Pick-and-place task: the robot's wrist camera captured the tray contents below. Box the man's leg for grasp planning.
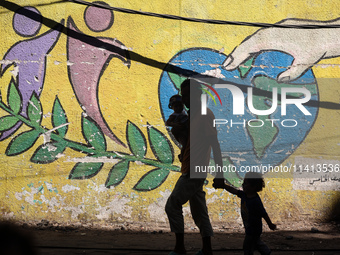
[165,175,206,254]
[189,182,214,255]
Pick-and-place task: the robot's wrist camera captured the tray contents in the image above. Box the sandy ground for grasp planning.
[6,220,339,255]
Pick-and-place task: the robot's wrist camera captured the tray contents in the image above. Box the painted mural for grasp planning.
[0,3,180,191]
[0,0,339,224]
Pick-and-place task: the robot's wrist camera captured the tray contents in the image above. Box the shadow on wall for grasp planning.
[0,221,38,255]
[326,193,340,223]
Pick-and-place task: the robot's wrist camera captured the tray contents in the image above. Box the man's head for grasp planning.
[180,79,202,109]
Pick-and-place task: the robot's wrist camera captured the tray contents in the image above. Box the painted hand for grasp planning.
[223,18,340,82]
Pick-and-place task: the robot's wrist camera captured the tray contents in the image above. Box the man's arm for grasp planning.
[211,136,223,179]
[213,180,239,195]
[207,108,225,186]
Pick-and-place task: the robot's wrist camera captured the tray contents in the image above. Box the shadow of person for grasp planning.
[0,221,37,255]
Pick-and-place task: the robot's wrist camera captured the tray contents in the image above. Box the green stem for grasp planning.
[0,100,181,172]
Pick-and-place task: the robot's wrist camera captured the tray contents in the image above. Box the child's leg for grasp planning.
[243,235,256,255]
[256,238,271,255]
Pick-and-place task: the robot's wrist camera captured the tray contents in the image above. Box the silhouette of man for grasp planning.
[165,79,224,255]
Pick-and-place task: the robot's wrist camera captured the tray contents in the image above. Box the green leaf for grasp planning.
[52,96,68,137]
[31,141,67,164]
[238,57,254,78]
[68,162,103,179]
[0,115,19,131]
[126,121,147,158]
[8,78,22,114]
[105,160,129,188]
[5,129,41,156]
[82,115,106,151]
[133,168,170,191]
[147,124,174,163]
[27,93,42,125]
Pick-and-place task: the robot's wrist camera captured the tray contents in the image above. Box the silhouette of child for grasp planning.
[213,172,276,255]
[166,95,188,162]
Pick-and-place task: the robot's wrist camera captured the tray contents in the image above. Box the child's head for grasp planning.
[168,95,184,113]
[242,172,265,194]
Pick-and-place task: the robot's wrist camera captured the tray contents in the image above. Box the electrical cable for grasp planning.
[68,0,340,29]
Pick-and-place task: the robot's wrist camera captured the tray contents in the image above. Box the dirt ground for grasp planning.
[6,220,339,255]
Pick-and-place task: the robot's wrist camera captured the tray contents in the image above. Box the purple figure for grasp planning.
[67,1,131,147]
[0,6,64,140]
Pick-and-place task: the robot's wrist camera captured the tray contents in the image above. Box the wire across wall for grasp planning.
[68,0,340,29]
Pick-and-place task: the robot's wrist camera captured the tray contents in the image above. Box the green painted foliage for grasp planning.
[0,115,19,131]
[105,160,129,188]
[31,141,67,164]
[27,93,42,125]
[0,76,180,191]
[52,96,68,137]
[82,115,106,151]
[126,121,147,158]
[147,124,174,164]
[133,168,170,191]
[6,129,41,156]
[8,79,21,115]
[69,162,104,179]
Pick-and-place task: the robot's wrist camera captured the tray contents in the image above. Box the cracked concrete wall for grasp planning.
[0,0,339,227]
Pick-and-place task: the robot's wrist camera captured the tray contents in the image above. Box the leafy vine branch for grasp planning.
[0,78,180,191]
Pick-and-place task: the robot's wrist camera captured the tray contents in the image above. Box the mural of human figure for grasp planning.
[67,1,131,147]
[0,6,64,141]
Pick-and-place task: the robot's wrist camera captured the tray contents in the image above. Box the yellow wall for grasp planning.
[0,0,339,226]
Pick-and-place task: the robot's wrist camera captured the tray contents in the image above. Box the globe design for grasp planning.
[158,48,318,183]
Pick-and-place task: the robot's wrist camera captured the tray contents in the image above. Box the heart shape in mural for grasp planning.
[158,48,318,184]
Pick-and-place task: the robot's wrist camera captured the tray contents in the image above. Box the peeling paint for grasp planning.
[95,197,133,220]
[147,190,171,222]
[62,184,80,193]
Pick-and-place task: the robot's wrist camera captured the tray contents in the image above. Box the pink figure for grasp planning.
[67,1,131,147]
[0,6,63,140]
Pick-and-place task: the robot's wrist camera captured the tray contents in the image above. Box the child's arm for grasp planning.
[166,115,185,128]
[213,181,239,195]
[223,183,239,195]
[263,214,277,230]
[165,115,176,126]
